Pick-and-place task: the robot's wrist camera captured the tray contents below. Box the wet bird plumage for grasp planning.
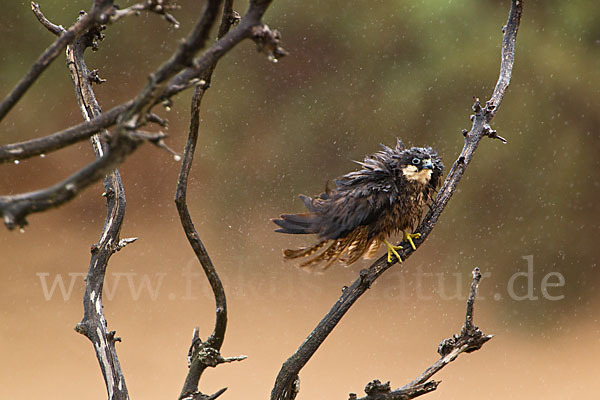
[273,139,443,268]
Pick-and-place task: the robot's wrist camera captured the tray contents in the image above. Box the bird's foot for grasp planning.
[403,231,421,251]
[383,239,403,263]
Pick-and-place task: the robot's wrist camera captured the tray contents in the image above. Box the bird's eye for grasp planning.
[412,158,421,165]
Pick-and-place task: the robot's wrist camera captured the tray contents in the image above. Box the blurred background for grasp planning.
[1,0,598,398]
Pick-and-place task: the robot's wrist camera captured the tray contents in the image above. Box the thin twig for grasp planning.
[270,1,523,399]
[402,269,492,391]
[31,2,66,35]
[108,0,181,27]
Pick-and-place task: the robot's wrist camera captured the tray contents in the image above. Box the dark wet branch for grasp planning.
[0,1,114,122]
[121,0,223,123]
[349,269,491,400]
[349,380,439,400]
[176,83,230,400]
[0,102,130,164]
[161,5,285,100]
[270,1,523,399]
[58,11,132,400]
[0,129,162,230]
[175,3,246,399]
[217,0,238,40]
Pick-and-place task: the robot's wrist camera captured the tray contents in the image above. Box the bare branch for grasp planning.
[0,0,284,230]
[487,0,524,121]
[60,12,130,399]
[0,0,284,166]
[349,380,439,400]
[0,102,130,164]
[402,268,492,393]
[175,3,250,397]
[174,69,228,400]
[0,130,161,230]
[217,0,239,40]
[161,0,284,100]
[121,0,223,125]
[180,387,228,400]
[108,0,181,27]
[270,1,523,399]
[0,1,114,122]
[349,269,492,400]
[116,237,138,250]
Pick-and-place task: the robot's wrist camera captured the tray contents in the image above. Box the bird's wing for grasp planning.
[273,169,395,239]
[274,149,398,239]
[315,167,396,240]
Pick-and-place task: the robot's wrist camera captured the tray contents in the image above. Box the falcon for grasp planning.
[273,139,443,268]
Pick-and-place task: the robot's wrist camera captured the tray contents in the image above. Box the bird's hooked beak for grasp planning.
[422,159,434,170]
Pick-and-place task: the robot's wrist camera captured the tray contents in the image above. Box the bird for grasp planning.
[272,139,443,269]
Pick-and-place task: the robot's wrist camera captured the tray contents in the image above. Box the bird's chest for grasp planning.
[385,183,428,232]
[398,181,427,206]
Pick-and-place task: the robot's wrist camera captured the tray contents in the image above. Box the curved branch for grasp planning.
[270,1,523,399]
[175,3,243,398]
[0,1,114,123]
[176,84,229,400]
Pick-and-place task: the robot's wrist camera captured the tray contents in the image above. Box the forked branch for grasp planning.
[271,1,523,399]
[0,1,115,122]
[348,268,492,400]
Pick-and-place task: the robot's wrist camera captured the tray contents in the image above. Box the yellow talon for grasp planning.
[403,231,421,251]
[384,239,403,263]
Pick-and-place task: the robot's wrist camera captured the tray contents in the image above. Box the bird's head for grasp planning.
[393,146,443,186]
[344,139,444,190]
